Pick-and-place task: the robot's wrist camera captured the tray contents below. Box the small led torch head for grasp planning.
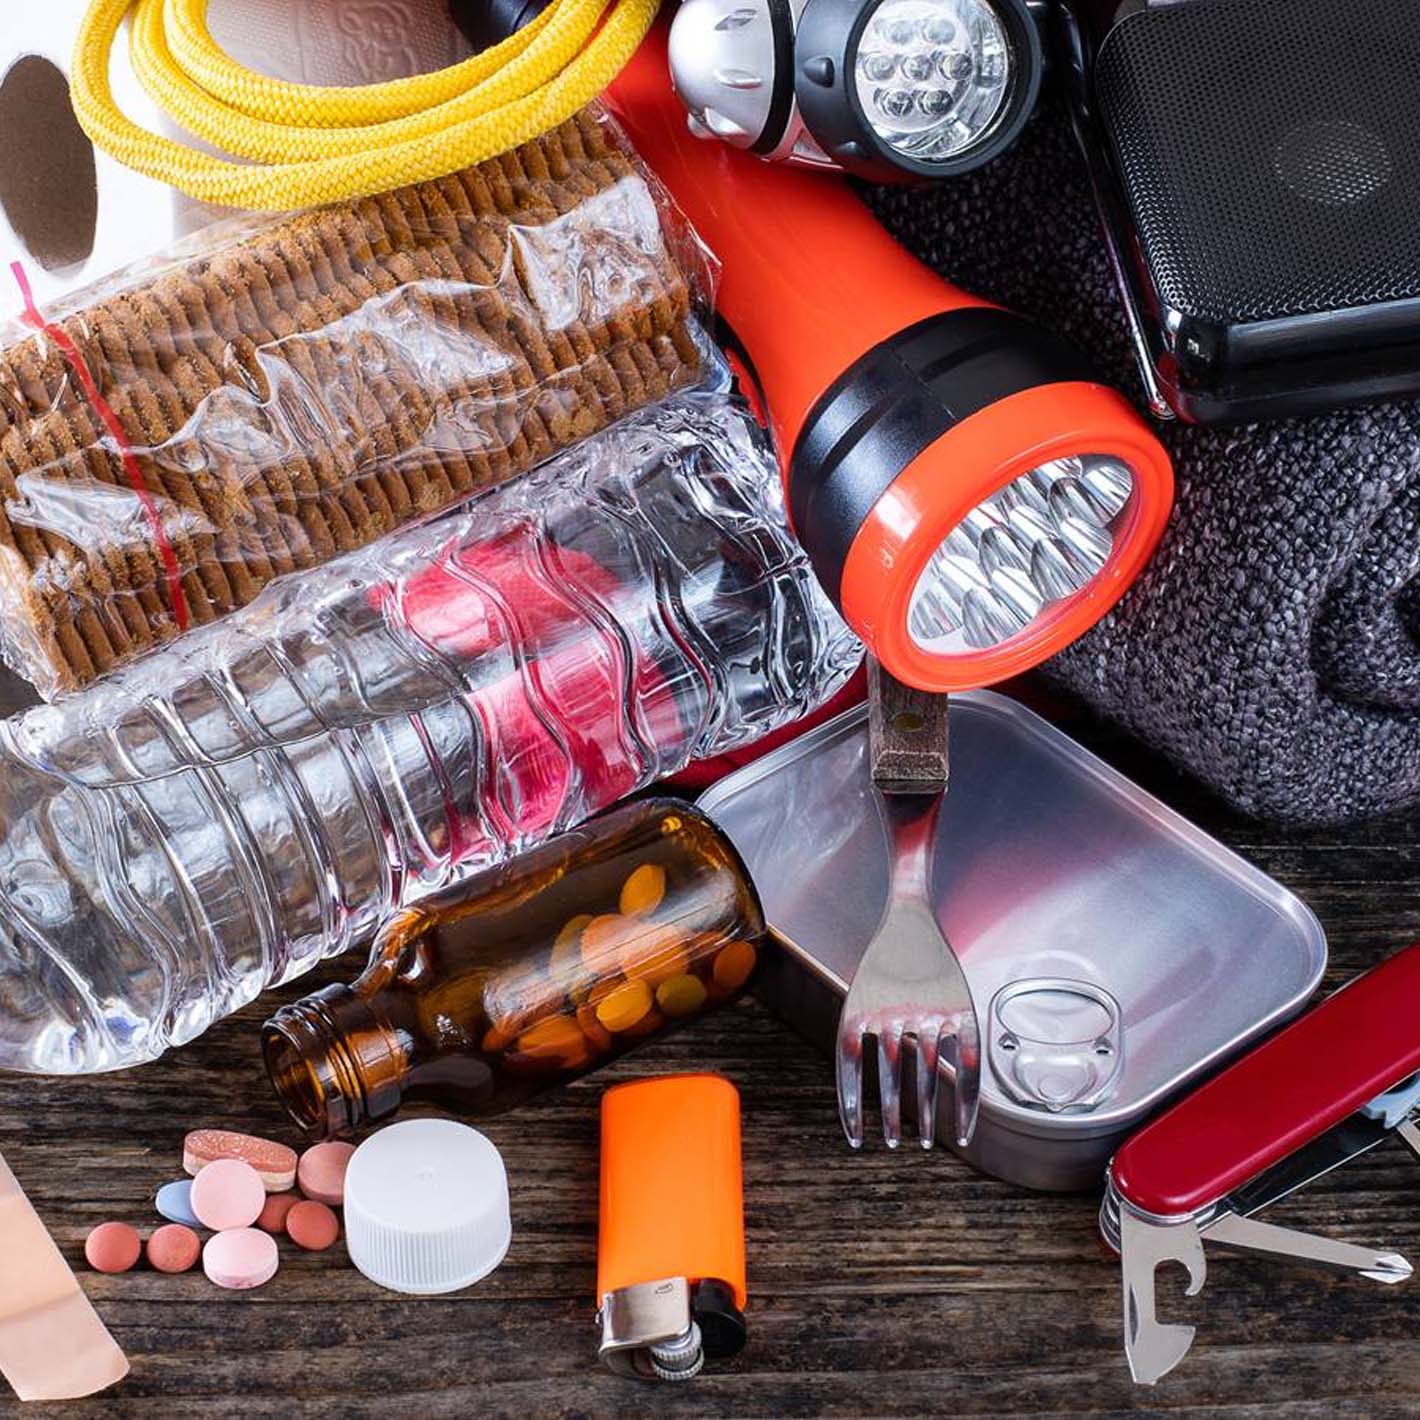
[669,0,1044,179]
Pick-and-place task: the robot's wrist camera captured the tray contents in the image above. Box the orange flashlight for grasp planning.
[607,25,1174,692]
[597,1075,746,1380]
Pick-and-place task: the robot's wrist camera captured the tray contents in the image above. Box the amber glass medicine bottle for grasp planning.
[263,799,765,1137]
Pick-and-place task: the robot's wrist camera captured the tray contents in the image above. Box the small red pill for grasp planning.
[256,1192,299,1235]
[85,1221,141,1274]
[286,1200,340,1252]
[147,1224,200,1274]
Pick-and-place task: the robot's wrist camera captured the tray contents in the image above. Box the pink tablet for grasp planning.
[202,1229,279,1290]
[189,1159,265,1231]
[297,1142,356,1206]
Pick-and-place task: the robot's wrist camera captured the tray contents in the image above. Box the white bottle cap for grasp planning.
[343,1119,511,1295]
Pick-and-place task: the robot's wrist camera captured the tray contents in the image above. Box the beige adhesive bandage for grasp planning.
[0,1155,128,1401]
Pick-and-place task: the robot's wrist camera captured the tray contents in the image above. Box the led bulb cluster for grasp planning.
[852,0,1011,162]
[908,455,1136,653]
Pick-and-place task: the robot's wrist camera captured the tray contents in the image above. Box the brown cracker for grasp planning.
[0,117,701,692]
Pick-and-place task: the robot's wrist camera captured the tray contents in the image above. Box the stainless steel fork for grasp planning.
[836,663,981,1150]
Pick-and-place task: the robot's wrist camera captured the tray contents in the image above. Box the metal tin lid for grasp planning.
[988,978,1124,1114]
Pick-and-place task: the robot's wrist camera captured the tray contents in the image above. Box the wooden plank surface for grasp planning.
[1,683,1419,1419]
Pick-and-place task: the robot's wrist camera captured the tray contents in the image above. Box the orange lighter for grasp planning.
[596,1075,747,1380]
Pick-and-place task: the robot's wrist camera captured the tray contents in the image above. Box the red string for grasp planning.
[9,261,191,633]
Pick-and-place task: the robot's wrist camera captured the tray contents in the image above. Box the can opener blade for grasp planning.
[1119,1206,1205,1385]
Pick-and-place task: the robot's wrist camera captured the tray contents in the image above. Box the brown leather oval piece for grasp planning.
[0,55,98,272]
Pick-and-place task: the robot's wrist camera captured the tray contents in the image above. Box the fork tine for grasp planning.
[836,1022,866,1149]
[877,1027,904,1149]
[915,1030,940,1151]
[946,1012,982,1148]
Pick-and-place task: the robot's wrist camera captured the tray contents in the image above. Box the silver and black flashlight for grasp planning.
[668,0,1044,180]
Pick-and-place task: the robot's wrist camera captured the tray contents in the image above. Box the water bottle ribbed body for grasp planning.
[0,397,860,1073]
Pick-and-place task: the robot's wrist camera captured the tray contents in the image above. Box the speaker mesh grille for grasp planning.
[1096,0,1420,324]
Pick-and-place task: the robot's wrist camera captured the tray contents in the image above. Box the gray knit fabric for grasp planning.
[865,97,1420,826]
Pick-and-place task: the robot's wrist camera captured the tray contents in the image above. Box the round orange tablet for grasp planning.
[595,978,653,1034]
[619,863,666,917]
[515,1014,588,1065]
[579,913,631,968]
[585,977,621,1008]
[555,912,592,949]
[713,940,758,991]
[656,973,708,1017]
[575,1002,614,1051]
[620,925,689,987]
[618,1006,666,1040]
[551,913,593,978]
[481,1022,516,1054]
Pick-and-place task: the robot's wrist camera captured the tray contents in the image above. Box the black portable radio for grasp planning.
[1059,0,1420,425]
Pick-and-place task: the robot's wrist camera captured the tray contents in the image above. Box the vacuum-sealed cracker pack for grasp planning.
[0,106,712,698]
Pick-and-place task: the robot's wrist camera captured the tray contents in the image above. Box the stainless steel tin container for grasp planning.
[700,694,1328,1191]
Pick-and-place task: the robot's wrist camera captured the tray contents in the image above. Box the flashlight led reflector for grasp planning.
[853,0,1012,163]
[907,455,1135,654]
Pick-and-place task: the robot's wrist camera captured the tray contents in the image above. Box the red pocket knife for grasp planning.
[1103,945,1420,1384]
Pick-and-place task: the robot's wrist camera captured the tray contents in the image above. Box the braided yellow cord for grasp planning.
[70,0,660,211]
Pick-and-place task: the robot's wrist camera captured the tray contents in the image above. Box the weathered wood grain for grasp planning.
[2,679,1419,1419]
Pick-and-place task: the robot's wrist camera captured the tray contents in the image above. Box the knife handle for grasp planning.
[1112,945,1420,1218]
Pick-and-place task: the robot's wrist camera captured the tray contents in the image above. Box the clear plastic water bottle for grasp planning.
[0,395,860,1073]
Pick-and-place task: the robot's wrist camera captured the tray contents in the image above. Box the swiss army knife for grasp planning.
[1102,944,1420,1384]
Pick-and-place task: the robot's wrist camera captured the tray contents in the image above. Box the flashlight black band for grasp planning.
[788,306,1095,605]
[750,0,799,155]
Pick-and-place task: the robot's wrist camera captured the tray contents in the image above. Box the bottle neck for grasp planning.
[262,984,407,1138]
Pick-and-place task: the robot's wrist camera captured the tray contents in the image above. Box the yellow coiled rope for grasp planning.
[70,0,660,211]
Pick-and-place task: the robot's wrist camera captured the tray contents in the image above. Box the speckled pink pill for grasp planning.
[189,1159,265,1231]
[202,1228,279,1291]
[297,1141,356,1205]
[183,1129,297,1192]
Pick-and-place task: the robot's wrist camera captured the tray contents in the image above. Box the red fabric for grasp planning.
[379,518,868,840]
[380,529,681,862]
